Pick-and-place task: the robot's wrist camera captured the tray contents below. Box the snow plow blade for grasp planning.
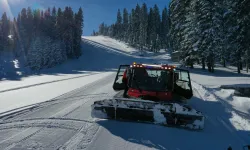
[91,98,204,130]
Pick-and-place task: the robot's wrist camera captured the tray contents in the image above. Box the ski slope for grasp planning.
[0,36,249,150]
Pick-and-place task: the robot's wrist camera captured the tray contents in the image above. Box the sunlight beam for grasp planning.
[1,0,14,19]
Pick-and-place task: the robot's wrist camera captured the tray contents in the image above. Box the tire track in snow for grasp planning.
[58,123,100,150]
[0,73,116,150]
[0,72,101,94]
[0,73,115,122]
[0,118,95,126]
[192,83,218,127]
[192,81,248,146]
[2,98,89,150]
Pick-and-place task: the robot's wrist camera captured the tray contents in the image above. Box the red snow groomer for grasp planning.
[92,63,204,130]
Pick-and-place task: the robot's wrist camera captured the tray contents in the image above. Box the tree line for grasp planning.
[170,0,250,73]
[96,1,250,73]
[94,3,170,53]
[0,6,83,70]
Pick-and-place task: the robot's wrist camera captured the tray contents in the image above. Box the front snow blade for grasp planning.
[91,98,204,130]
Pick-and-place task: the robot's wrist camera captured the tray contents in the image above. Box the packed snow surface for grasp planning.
[0,72,112,114]
[0,36,249,150]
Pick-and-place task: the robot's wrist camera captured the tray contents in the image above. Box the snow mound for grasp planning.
[153,104,167,124]
[230,111,250,131]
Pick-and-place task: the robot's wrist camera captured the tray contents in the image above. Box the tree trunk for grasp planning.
[247,61,249,73]
[207,62,211,72]
[202,58,205,70]
[211,60,215,73]
[238,62,241,74]
[240,62,243,70]
[197,58,200,64]
[223,59,226,67]
[190,60,194,69]
[246,52,249,73]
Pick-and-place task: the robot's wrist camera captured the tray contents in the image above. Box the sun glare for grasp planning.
[5,0,25,5]
[1,0,14,18]
[0,0,21,47]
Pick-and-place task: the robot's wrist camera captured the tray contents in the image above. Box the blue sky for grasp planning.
[0,0,170,35]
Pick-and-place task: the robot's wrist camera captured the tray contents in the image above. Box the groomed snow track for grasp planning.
[0,38,249,150]
[0,73,116,150]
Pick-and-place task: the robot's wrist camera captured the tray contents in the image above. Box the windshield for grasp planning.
[130,68,171,92]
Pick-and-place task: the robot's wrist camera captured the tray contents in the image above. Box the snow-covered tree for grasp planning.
[63,7,74,58]
[0,21,3,50]
[161,7,170,49]
[233,0,250,73]
[116,9,122,40]
[1,12,10,50]
[134,4,141,46]
[97,4,170,53]
[1,6,84,70]
[147,8,154,50]
[27,37,43,70]
[129,9,136,45]
[139,3,148,51]
[122,8,129,42]
[74,7,83,58]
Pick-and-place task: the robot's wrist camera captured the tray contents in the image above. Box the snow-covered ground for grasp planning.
[190,64,250,86]
[0,36,249,150]
[83,36,171,63]
[0,72,112,114]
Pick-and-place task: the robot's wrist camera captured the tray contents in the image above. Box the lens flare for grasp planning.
[1,0,14,18]
[0,0,22,49]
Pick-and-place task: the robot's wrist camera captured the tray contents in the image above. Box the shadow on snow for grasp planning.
[188,67,250,78]
[96,95,250,150]
[0,39,166,81]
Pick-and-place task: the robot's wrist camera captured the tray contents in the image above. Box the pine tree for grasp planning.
[152,4,161,52]
[134,4,141,46]
[19,8,28,55]
[220,0,235,68]
[109,24,115,37]
[122,8,129,42]
[1,12,9,50]
[0,6,84,71]
[130,9,136,45]
[0,21,3,50]
[161,7,169,49]
[50,6,57,39]
[139,3,148,51]
[234,0,250,73]
[169,0,187,55]
[179,0,200,68]
[197,0,215,72]
[53,40,67,65]
[116,9,122,40]
[99,22,105,35]
[63,6,74,58]
[33,9,41,36]
[170,0,207,69]
[27,37,43,70]
[26,7,33,52]
[56,8,63,40]
[74,7,83,58]
[147,8,154,50]
[92,30,97,36]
